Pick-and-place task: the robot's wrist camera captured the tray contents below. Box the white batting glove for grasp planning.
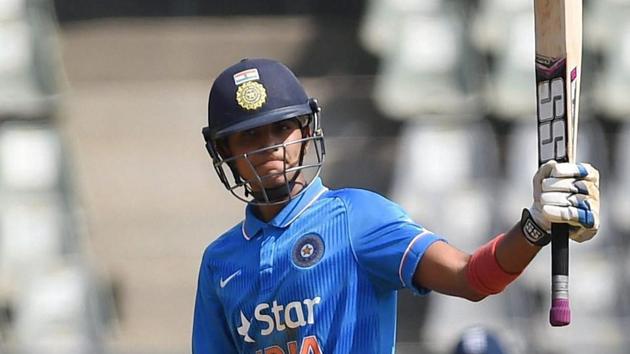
[528,160,600,243]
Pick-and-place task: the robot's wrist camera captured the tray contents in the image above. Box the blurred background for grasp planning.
[0,0,629,353]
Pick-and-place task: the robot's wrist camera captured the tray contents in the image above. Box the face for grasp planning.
[224,119,307,191]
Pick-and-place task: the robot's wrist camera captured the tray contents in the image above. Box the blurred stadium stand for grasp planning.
[0,0,117,353]
[361,0,630,353]
[1,0,625,353]
[363,0,483,119]
[0,0,62,119]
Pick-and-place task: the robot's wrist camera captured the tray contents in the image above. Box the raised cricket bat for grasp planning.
[534,0,582,326]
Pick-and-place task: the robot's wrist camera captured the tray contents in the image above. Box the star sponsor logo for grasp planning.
[236,296,321,344]
[292,234,324,268]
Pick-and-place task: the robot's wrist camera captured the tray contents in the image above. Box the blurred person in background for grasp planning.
[192,58,601,353]
[451,326,507,354]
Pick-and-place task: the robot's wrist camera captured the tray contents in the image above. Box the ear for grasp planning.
[299,126,311,154]
[301,124,313,137]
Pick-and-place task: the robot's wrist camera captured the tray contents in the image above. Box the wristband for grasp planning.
[520,208,551,246]
[466,234,521,295]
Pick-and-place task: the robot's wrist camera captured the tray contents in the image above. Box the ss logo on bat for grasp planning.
[537,77,567,163]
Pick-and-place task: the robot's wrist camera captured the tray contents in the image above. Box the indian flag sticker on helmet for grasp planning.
[233,68,260,85]
[236,81,267,111]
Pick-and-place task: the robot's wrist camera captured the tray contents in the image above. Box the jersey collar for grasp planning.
[242,177,328,240]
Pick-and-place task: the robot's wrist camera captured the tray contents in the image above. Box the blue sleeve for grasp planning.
[192,249,239,354]
[341,190,445,295]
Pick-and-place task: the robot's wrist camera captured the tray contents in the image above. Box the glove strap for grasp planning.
[521,208,552,246]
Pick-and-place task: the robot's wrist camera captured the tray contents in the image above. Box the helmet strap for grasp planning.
[251,182,292,203]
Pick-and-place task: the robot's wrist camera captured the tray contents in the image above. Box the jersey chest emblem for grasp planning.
[292,233,325,268]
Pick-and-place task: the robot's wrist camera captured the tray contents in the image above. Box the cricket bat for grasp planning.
[534,0,582,326]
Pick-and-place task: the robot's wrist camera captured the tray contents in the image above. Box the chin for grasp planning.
[262,175,290,189]
[250,172,297,190]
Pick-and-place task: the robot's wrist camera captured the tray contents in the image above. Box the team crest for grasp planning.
[292,234,325,268]
[236,81,267,111]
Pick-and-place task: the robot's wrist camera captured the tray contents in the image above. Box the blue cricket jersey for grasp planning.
[193,178,445,353]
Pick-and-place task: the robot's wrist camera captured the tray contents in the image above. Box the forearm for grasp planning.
[494,222,542,274]
[415,223,544,301]
[463,223,540,299]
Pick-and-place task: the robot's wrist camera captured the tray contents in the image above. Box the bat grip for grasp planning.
[550,222,570,326]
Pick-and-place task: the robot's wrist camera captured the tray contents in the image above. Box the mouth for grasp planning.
[255,159,284,168]
[252,160,290,178]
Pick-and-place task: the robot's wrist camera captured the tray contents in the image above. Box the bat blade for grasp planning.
[534,0,582,327]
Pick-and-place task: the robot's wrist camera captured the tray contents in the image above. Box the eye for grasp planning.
[243,128,257,137]
[274,121,297,133]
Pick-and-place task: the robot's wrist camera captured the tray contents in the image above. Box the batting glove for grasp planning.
[526,160,600,243]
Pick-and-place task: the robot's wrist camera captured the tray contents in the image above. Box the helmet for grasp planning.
[202,58,325,204]
[452,326,507,354]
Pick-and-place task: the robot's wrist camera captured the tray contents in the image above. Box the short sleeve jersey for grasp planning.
[192,177,445,354]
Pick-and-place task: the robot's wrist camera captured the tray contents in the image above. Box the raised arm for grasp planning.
[413,222,539,301]
[413,161,600,301]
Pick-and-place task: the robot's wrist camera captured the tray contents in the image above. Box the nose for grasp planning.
[257,126,282,150]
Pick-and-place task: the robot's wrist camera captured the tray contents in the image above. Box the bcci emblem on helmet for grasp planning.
[292,234,325,268]
[236,81,267,110]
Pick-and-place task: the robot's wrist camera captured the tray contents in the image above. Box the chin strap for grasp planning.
[251,180,295,203]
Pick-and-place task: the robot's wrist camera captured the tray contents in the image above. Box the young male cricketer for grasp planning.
[193,58,600,354]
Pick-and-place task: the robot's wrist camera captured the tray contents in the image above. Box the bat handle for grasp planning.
[550,223,570,326]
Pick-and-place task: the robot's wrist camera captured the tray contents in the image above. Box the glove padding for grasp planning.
[529,160,600,242]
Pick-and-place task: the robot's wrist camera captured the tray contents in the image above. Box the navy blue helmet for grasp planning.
[452,326,508,354]
[202,58,325,204]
